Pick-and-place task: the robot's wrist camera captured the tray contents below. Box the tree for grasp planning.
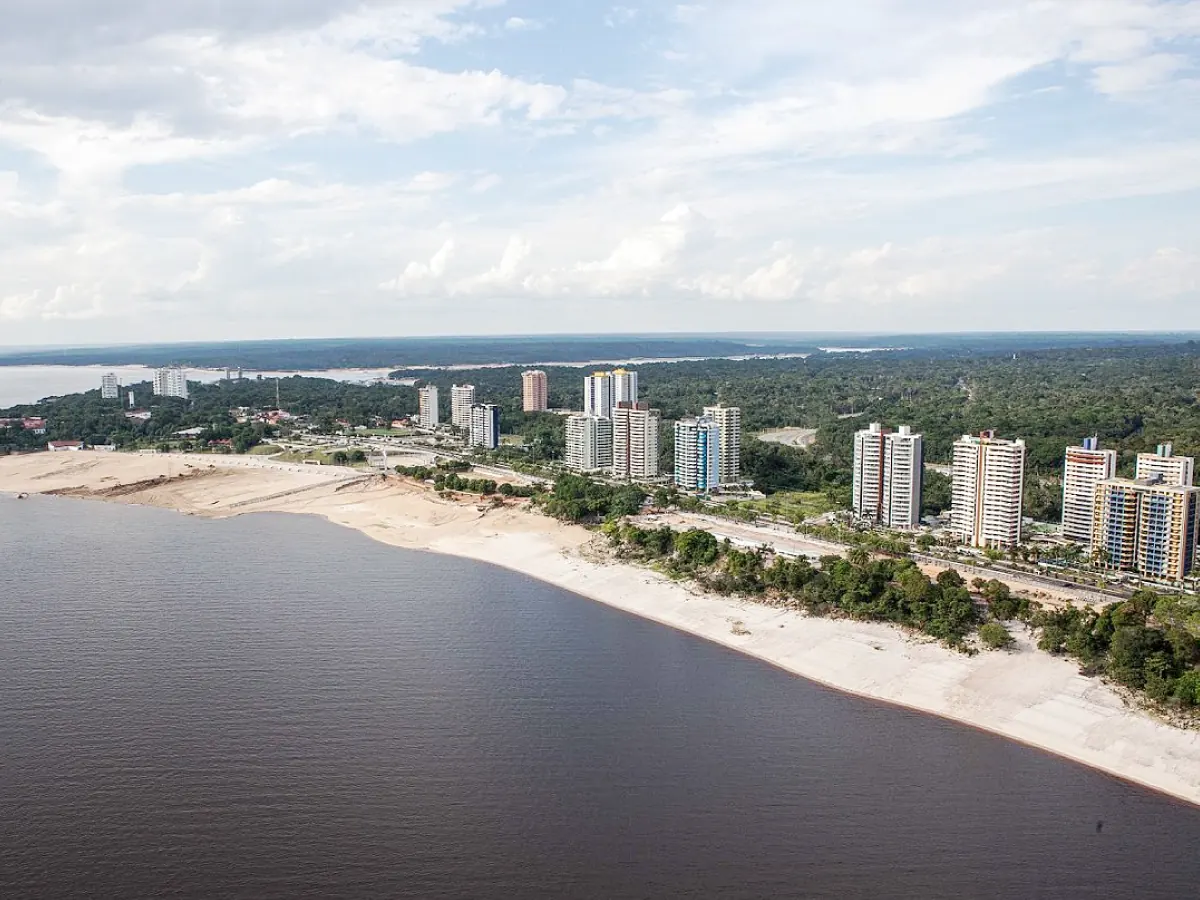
[331,451,349,465]
[979,622,1015,650]
[673,529,719,568]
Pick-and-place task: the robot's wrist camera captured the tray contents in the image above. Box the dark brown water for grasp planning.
[2,496,1199,899]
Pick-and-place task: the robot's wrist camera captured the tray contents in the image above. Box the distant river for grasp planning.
[0,366,398,407]
[3,497,1199,899]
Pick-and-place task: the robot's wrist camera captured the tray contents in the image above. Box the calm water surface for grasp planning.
[2,497,1199,899]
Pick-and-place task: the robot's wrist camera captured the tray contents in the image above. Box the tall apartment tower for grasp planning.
[1093,478,1200,581]
[1061,437,1117,543]
[451,384,477,429]
[418,385,440,430]
[100,373,120,400]
[152,367,189,399]
[612,402,661,481]
[1135,442,1194,487]
[584,372,614,419]
[522,370,549,412]
[674,416,721,492]
[469,404,501,450]
[852,423,924,528]
[611,369,638,407]
[565,415,613,473]
[703,404,742,485]
[951,431,1027,548]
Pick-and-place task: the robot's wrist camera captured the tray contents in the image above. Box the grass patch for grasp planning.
[724,491,839,524]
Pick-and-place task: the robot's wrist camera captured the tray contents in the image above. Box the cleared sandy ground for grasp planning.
[3,450,1200,807]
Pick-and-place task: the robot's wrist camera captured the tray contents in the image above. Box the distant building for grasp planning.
[451,384,477,429]
[1135,442,1194,487]
[1093,478,1200,581]
[674,415,720,492]
[152,367,189,399]
[565,415,613,473]
[522,370,549,412]
[22,417,47,434]
[703,404,743,485]
[852,423,923,528]
[612,402,661,481]
[611,369,638,407]
[951,431,1026,548]
[418,385,440,430]
[47,440,84,452]
[584,372,613,419]
[469,404,501,450]
[1061,437,1117,543]
[100,373,120,400]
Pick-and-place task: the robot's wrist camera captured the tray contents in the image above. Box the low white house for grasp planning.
[47,440,84,452]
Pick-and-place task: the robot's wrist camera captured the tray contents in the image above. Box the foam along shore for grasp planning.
[4,451,1200,807]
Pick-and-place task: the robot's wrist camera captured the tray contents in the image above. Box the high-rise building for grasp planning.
[100,373,120,400]
[703,404,742,485]
[565,415,613,473]
[611,369,638,407]
[852,423,923,528]
[451,384,476,429]
[469,404,501,450]
[1135,442,1194,487]
[584,372,613,419]
[674,416,721,492]
[418,385,440,430]
[612,402,661,481]
[1061,437,1117,543]
[522,370,549,412]
[951,431,1027,548]
[1093,478,1200,581]
[152,367,189,399]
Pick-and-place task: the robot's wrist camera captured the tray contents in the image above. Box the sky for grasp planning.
[1,0,1199,346]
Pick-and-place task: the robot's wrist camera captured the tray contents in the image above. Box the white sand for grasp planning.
[4,451,1200,807]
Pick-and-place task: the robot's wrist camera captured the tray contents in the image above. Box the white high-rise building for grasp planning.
[1061,437,1117,543]
[565,415,613,473]
[584,372,613,419]
[674,416,721,492]
[611,369,638,407]
[1135,442,1194,487]
[612,402,661,481]
[152,367,189,399]
[703,404,742,485]
[852,423,923,528]
[451,384,476,429]
[522,371,548,412]
[418,385,440,430]
[469,404,500,450]
[951,431,1027,548]
[100,373,120,400]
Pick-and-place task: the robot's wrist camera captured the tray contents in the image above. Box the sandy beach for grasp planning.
[4,450,1200,807]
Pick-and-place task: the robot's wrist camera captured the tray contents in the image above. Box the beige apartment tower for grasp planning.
[1093,478,1200,581]
[565,415,613,473]
[1135,443,1194,487]
[418,385,440,430]
[852,423,923,528]
[612,402,661,481]
[951,431,1027,548]
[1061,437,1117,544]
[522,370,549,412]
[451,384,477,429]
[703,404,742,485]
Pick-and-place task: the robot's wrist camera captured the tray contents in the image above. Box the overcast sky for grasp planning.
[1,0,1198,346]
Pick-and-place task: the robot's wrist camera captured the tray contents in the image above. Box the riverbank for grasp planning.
[3,451,1200,807]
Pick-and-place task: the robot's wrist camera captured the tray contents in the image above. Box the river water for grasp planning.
[2,497,1199,899]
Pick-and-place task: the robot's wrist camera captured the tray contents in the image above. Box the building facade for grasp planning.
[469,404,501,450]
[451,384,477,429]
[612,402,661,481]
[611,369,638,407]
[951,431,1027,548]
[100,373,120,400]
[852,423,923,528]
[702,404,742,485]
[1135,443,1194,487]
[418,385,440,430]
[565,415,613,473]
[152,367,189,399]
[522,370,549,412]
[1093,479,1200,581]
[674,416,720,492]
[1061,437,1117,543]
[584,372,613,419]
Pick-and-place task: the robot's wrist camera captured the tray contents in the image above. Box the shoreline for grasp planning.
[4,451,1200,809]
